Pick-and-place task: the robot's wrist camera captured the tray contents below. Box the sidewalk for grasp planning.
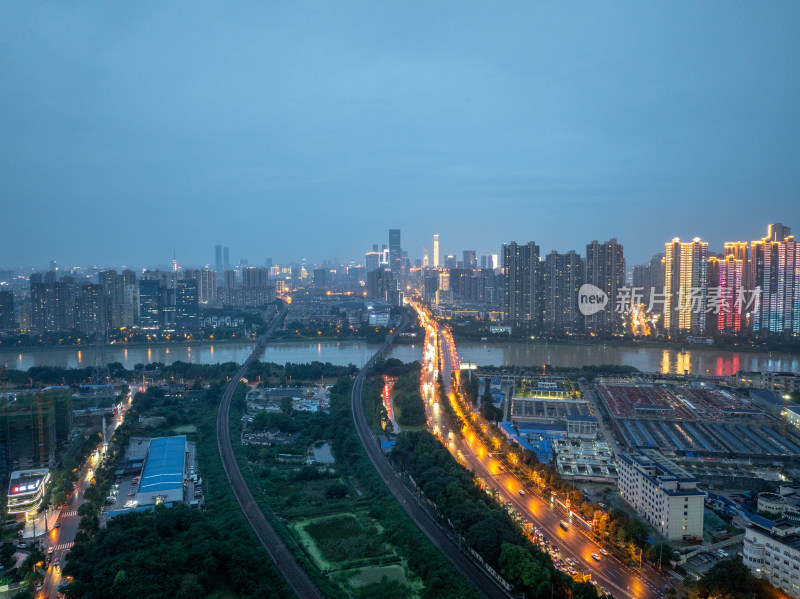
[20,506,62,540]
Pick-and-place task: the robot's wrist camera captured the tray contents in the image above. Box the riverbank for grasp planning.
[452,333,799,355]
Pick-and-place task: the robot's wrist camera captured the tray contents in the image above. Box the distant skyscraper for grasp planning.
[543,250,584,334]
[751,223,800,336]
[433,234,440,268]
[463,250,477,270]
[422,247,429,268]
[0,290,15,332]
[176,279,199,331]
[389,229,401,275]
[313,267,328,289]
[584,238,625,335]
[183,269,216,304]
[215,245,223,278]
[223,247,230,271]
[241,267,269,289]
[664,237,708,334]
[138,279,161,328]
[365,248,381,273]
[76,284,108,335]
[503,241,543,330]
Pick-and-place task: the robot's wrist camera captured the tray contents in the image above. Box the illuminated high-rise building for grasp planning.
[432,234,440,268]
[708,255,744,334]
[664,238,708,334]
[750,223,800,336]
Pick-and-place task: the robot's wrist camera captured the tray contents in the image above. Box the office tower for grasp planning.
[76,284,108,335]
[463,250,477,270]
[444,255,457,269]
[0,291,15,332]
[584,238,625,335]
[241,267,269,289]
[503,241,543,330]
[751,223,800,336]
[664,238,708,334]
[422,248,429,268]
[389,229,401,275]
[542,250,584,334]
[491,254,499,270]
[223,247,230,271]
[176,280,199,331]
[365,248,381,273]
[708,255,744,334]
[433,234,440,268]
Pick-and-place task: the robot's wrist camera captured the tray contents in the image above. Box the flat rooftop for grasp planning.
[138,436,186,495]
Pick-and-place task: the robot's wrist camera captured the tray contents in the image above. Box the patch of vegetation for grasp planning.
[304,515,389,563]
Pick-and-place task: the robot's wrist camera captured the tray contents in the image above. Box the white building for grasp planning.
[6,469,50,516]
[743,518,800,598]
[617,449,705,540]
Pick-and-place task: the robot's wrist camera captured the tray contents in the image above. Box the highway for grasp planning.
[416,304,668,599]
[350,315,510,599]
[216,303,326,599]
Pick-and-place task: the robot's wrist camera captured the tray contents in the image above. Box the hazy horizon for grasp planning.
[2,3,798,268]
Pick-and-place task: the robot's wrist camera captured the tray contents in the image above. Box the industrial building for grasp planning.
[617,449,705,540]
[596,382,800,462]
[135,436,188,506]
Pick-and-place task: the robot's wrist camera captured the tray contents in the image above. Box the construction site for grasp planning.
[0,387,73,481]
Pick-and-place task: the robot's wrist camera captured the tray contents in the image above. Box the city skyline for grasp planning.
[1,4,799,267]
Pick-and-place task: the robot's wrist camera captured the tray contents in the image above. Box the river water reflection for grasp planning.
[0,340,795,376]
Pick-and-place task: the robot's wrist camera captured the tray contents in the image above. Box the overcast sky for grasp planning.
[2,3,799,270]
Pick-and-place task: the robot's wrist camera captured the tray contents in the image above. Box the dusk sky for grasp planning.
[2,3,799,270]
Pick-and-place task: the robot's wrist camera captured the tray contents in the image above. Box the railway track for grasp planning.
[217,303,325,599]
[350,316,509,599]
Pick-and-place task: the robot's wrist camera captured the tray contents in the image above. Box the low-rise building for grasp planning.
[617,449,705,540]
[736,371,800,396]
[743,518,800,598]
[6,469,49,516]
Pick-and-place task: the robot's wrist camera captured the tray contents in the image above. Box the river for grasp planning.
[0,339,796,376]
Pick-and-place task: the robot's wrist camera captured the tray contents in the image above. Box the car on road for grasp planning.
[592,553,601,561]
[54,521,61,528]
[53,557,60,568]
[560,520,569,530]
[599,548,608,556]
[518,489,525,496]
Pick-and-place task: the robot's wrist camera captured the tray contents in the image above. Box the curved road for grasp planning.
[217,303,326,599]
[350,317,510,599]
